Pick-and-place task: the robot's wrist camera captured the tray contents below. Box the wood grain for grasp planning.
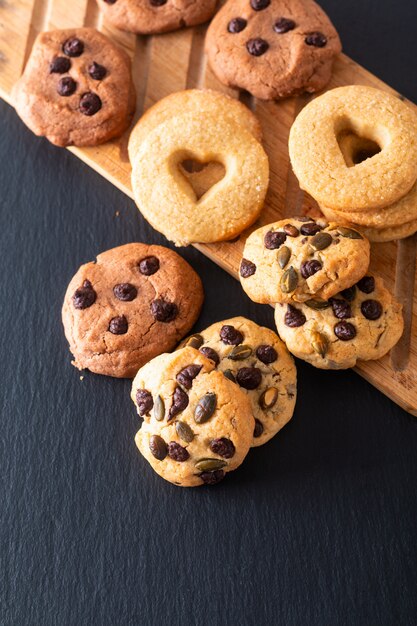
[0,1,416,415]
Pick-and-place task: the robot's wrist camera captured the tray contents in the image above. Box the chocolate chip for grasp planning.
[108,315,128,335]
[113,283,137,301]
[250,0,270,9]
[284,304,306,327]
[300,222,322,236]
[79,92,102,116]
[88,62,107,80]
[139,256,160,276]
[50,56,71,74]
[209,438,235,459]
[151,299,178,322]
[256,345,278,364]
[62,37,84,57]
[176,364,202,389]
[149,435,167,461]
[330,298,352,319]
[334,321,357,341]
[340,286,356,302]
[274,17,296,33]
[168,441,189,462]
[240,258,256,278]
[219,325,243,346]
[73,280,96,309]
[199,347,220,366]
[246,38,269,56]
[236,367,262,390]
[150,0,167,5]
[300,260,322,279]
[264,230,286,250]
[103,0,117,3]
[136,389,153,416]
[168,387,189,420]
[357,276,375,294]
[361,300,383,320]
[283,223,299,237]
[57,76,77,97]
[200,470,225,485]
[254,419,264,438]
[305,32,328,47]
[228,17,247,33]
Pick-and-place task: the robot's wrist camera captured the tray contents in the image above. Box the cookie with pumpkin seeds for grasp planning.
[131,347,254,487]
[274,275,403,369]
[239,217,370,304]
[180,317,297,447]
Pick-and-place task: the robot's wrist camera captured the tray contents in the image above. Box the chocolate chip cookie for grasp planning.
[132,347,254,487]
[62,243,204,378]
[240,217,370,304]
[180,317,297,446]
[274,275,403,369]
[205,0,342,100]
[12,28,135,147]
[97,0,218,35]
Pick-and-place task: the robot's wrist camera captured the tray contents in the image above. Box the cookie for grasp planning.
[12,28,136,147]
[289,86,417,211]
[205,0,341,100]
[239,217,370,304]
[319,206,417,242]
[62,243,203,378]
[180,317,297,447]
[131,347,254,487]
[130,110,269,246]
[274,275,403,369]
[97,0,218,35]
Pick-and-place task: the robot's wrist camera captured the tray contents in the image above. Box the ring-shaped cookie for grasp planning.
[289,86,417,211]
[131,112,269,246]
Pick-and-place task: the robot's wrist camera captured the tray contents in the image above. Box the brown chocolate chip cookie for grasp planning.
[132,347,254,487]
[205,0,342,100]
[12,28,136,147]
[62,243,204,378]
[97,0,218,35]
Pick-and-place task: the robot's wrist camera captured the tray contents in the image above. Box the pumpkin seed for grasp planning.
[195,458,227,472]
[305,299,330,310]
[259,387,278,410]
[311,232,333,250]
[149,435,167,461]
[154,395,165,421]
[281,266,298,293]
[277,245,291,269]
[194,392,217,424]
[223,369,236,383]
[337,226,363,240]
[175,421,194,443]
[311,331,329,358]
[227,345,252,361]
[184,333,204,349]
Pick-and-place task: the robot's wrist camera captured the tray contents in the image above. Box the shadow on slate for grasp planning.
[1,0,417,623]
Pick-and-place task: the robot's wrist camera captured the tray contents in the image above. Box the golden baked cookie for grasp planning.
[180,317,297,447]
[131,347,254,487]
[274,275,403,369]
[289,86,417,211]
[12,28,135,147]
[239,217,370,304]
[130,110,269,246]
[205,0,341,100]
[62,243,203,378]
[97,0,217,35]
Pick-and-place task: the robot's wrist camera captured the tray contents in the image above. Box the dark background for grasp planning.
[1,1,417,624]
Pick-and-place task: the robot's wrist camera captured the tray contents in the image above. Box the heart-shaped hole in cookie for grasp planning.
[337,131,382,168]
[179,158,226,200]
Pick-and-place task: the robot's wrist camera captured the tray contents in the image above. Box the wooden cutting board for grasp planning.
[1,0,416,415]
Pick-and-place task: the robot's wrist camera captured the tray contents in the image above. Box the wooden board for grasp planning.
[1,0,416,415]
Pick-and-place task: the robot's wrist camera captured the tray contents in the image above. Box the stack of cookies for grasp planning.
[289,86,417,242]
[239,217,403,369]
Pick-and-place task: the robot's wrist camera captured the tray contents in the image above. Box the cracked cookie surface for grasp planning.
[180,317,297,446]
[240,217,370,304]
[131,347,254,487]
[62,243,203,378]
[274,275,403,369]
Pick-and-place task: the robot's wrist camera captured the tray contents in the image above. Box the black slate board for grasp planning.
[1,1,417,624]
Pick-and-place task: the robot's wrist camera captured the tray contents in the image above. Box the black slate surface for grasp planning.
[1,1,417,624]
